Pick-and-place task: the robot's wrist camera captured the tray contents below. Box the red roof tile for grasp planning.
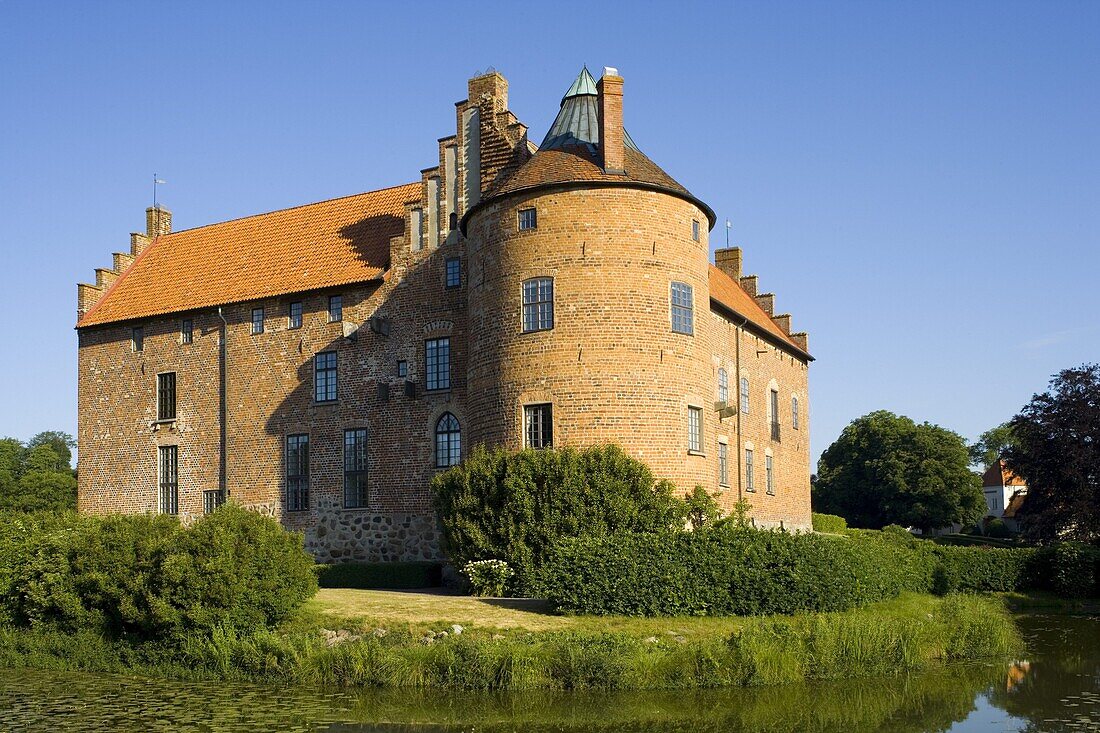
[78,183,420,328]
[708,265,810,358]
[981,459,1028,489]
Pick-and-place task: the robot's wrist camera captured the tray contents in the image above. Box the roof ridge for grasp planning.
[708,264,811,359]
[161,181,421,237]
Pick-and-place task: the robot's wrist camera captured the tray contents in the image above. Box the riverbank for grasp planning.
[0,591,1020,691]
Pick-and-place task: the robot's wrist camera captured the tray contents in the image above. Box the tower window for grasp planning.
[518,208,537,230]
[344,428,369,508]
[524,403,553,449]
[688,406,702,453]
[435,413,461,468]
[159,445,178,515]
[397,360,408,378]
[792,396,800,430]
[425,338,451,391]
[522,277,554,332]
[314,351,337,402]
[671,282,694,335]
[251,307,264,334]
[692,219,700,242]
[286,434,309,511]
[288,302,302,330]
[446,257,461,288]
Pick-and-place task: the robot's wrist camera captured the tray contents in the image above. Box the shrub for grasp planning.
[811,513,847,534]
[431,444,686,594]
[1,504,316,639]
[983,517,1012,539]
[929,545,1033,595]
[1030,542,1100,598]
[464,560,513,597]
[315,561,442,590]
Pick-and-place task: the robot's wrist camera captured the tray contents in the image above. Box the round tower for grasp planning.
[463,67,719,490]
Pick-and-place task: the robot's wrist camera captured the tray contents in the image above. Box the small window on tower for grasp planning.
[518,208,537,231]
[397,360,408,378]
[445,257,461,288]
[692,219,700,242]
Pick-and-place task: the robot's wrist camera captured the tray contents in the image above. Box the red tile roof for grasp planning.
[490,144,691,198]
[78,183,421,328]
[981,459,1028,489]
[708,265,810,358]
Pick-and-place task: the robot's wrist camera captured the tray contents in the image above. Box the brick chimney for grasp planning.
[715,247,742,281]
[146,205,172,237]
[597,67,624,175]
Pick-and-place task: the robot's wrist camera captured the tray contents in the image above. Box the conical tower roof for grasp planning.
[541,67,640,152]
[468,67,715,232]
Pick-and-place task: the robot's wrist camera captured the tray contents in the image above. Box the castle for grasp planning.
[76,67,813,561]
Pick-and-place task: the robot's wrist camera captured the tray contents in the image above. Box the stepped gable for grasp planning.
[77,182,420,328]
[708,265,811,359]
[481,67,709,222]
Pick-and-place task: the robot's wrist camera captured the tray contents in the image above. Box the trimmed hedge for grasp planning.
[543,526,935,616]
[811,513,848,534]
[315,561,443,589]
[543,525,1099,616]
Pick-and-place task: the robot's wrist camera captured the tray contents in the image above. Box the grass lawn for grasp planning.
[306,587,956,639]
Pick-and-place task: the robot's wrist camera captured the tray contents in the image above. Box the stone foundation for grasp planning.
[303,499,443,563]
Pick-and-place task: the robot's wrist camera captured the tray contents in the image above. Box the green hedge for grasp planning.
[543,525,1099,616]
[543,526,935,616]
[315,561,442,589]
[811,513,848,533]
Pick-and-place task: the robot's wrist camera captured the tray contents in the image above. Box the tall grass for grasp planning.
[0,593,1021,691]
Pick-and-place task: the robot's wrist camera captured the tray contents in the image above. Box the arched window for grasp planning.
[435,413,461,468]
[717,368,729,404]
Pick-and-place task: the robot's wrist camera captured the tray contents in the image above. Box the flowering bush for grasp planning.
[464,560,513,597]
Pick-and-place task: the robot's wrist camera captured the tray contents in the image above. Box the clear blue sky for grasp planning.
[1,1,1097,466]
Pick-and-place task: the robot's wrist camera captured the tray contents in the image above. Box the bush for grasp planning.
[543,525,936,616]
[1,504,316,639]
[431,444,686,594]
[930,545,1034,595]
[984,517,1012,539]
[316,561,442,589]
[463,560,513,597]
[1030,542,1100,598]
[811,513,847,533]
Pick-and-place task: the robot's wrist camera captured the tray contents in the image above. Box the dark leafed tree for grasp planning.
[1005,364,1100,543]
[969,422,1018,469]
[813,410,984,533]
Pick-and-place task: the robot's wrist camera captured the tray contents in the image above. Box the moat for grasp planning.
[1,615,1096,732]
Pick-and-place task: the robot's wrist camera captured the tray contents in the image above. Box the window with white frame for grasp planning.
[740,377,750,413]
[718,368,729,404]
[522,278,554,332]
[251,307,264,334]
[670,282,694,335]
[688,406,702,452]
[518,207,537,230]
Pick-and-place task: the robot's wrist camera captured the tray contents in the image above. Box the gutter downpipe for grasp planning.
[217,306,228,498]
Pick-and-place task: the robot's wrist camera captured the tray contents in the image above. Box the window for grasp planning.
[435,413,461,468]
[288,302,302,329]
[425,338,451,391]
[202,489,225,515]
[445,257,461,288]
[328,295,343,322]
[670,282,694,335]
[740,377,750,413]
[524,403,553,449]
[397,360,408,378]
[522,277,554,332]
[518,207,537,230]
[688,406,703,453]
[286,434,309,511]
[314,351,337,402]
[770,389,780,442]
[343,429,369,508]
[692,219,700,242]
[251,307,264,334]
[766,454,775,495]
[132,327,144,352]
[745,449,755,492]
[718,442,729,486]
[158,445,178,515]
[157,372,176,421]
[717,368,729,404]
[792,396,800,430]
[181,319,193,344]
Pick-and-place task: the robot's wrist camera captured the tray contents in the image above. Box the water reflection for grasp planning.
[0,615,1096,733]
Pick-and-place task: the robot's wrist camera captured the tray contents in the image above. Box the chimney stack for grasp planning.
[146,205,172,237]
[715,247,743,281]
[597,67,624,175]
